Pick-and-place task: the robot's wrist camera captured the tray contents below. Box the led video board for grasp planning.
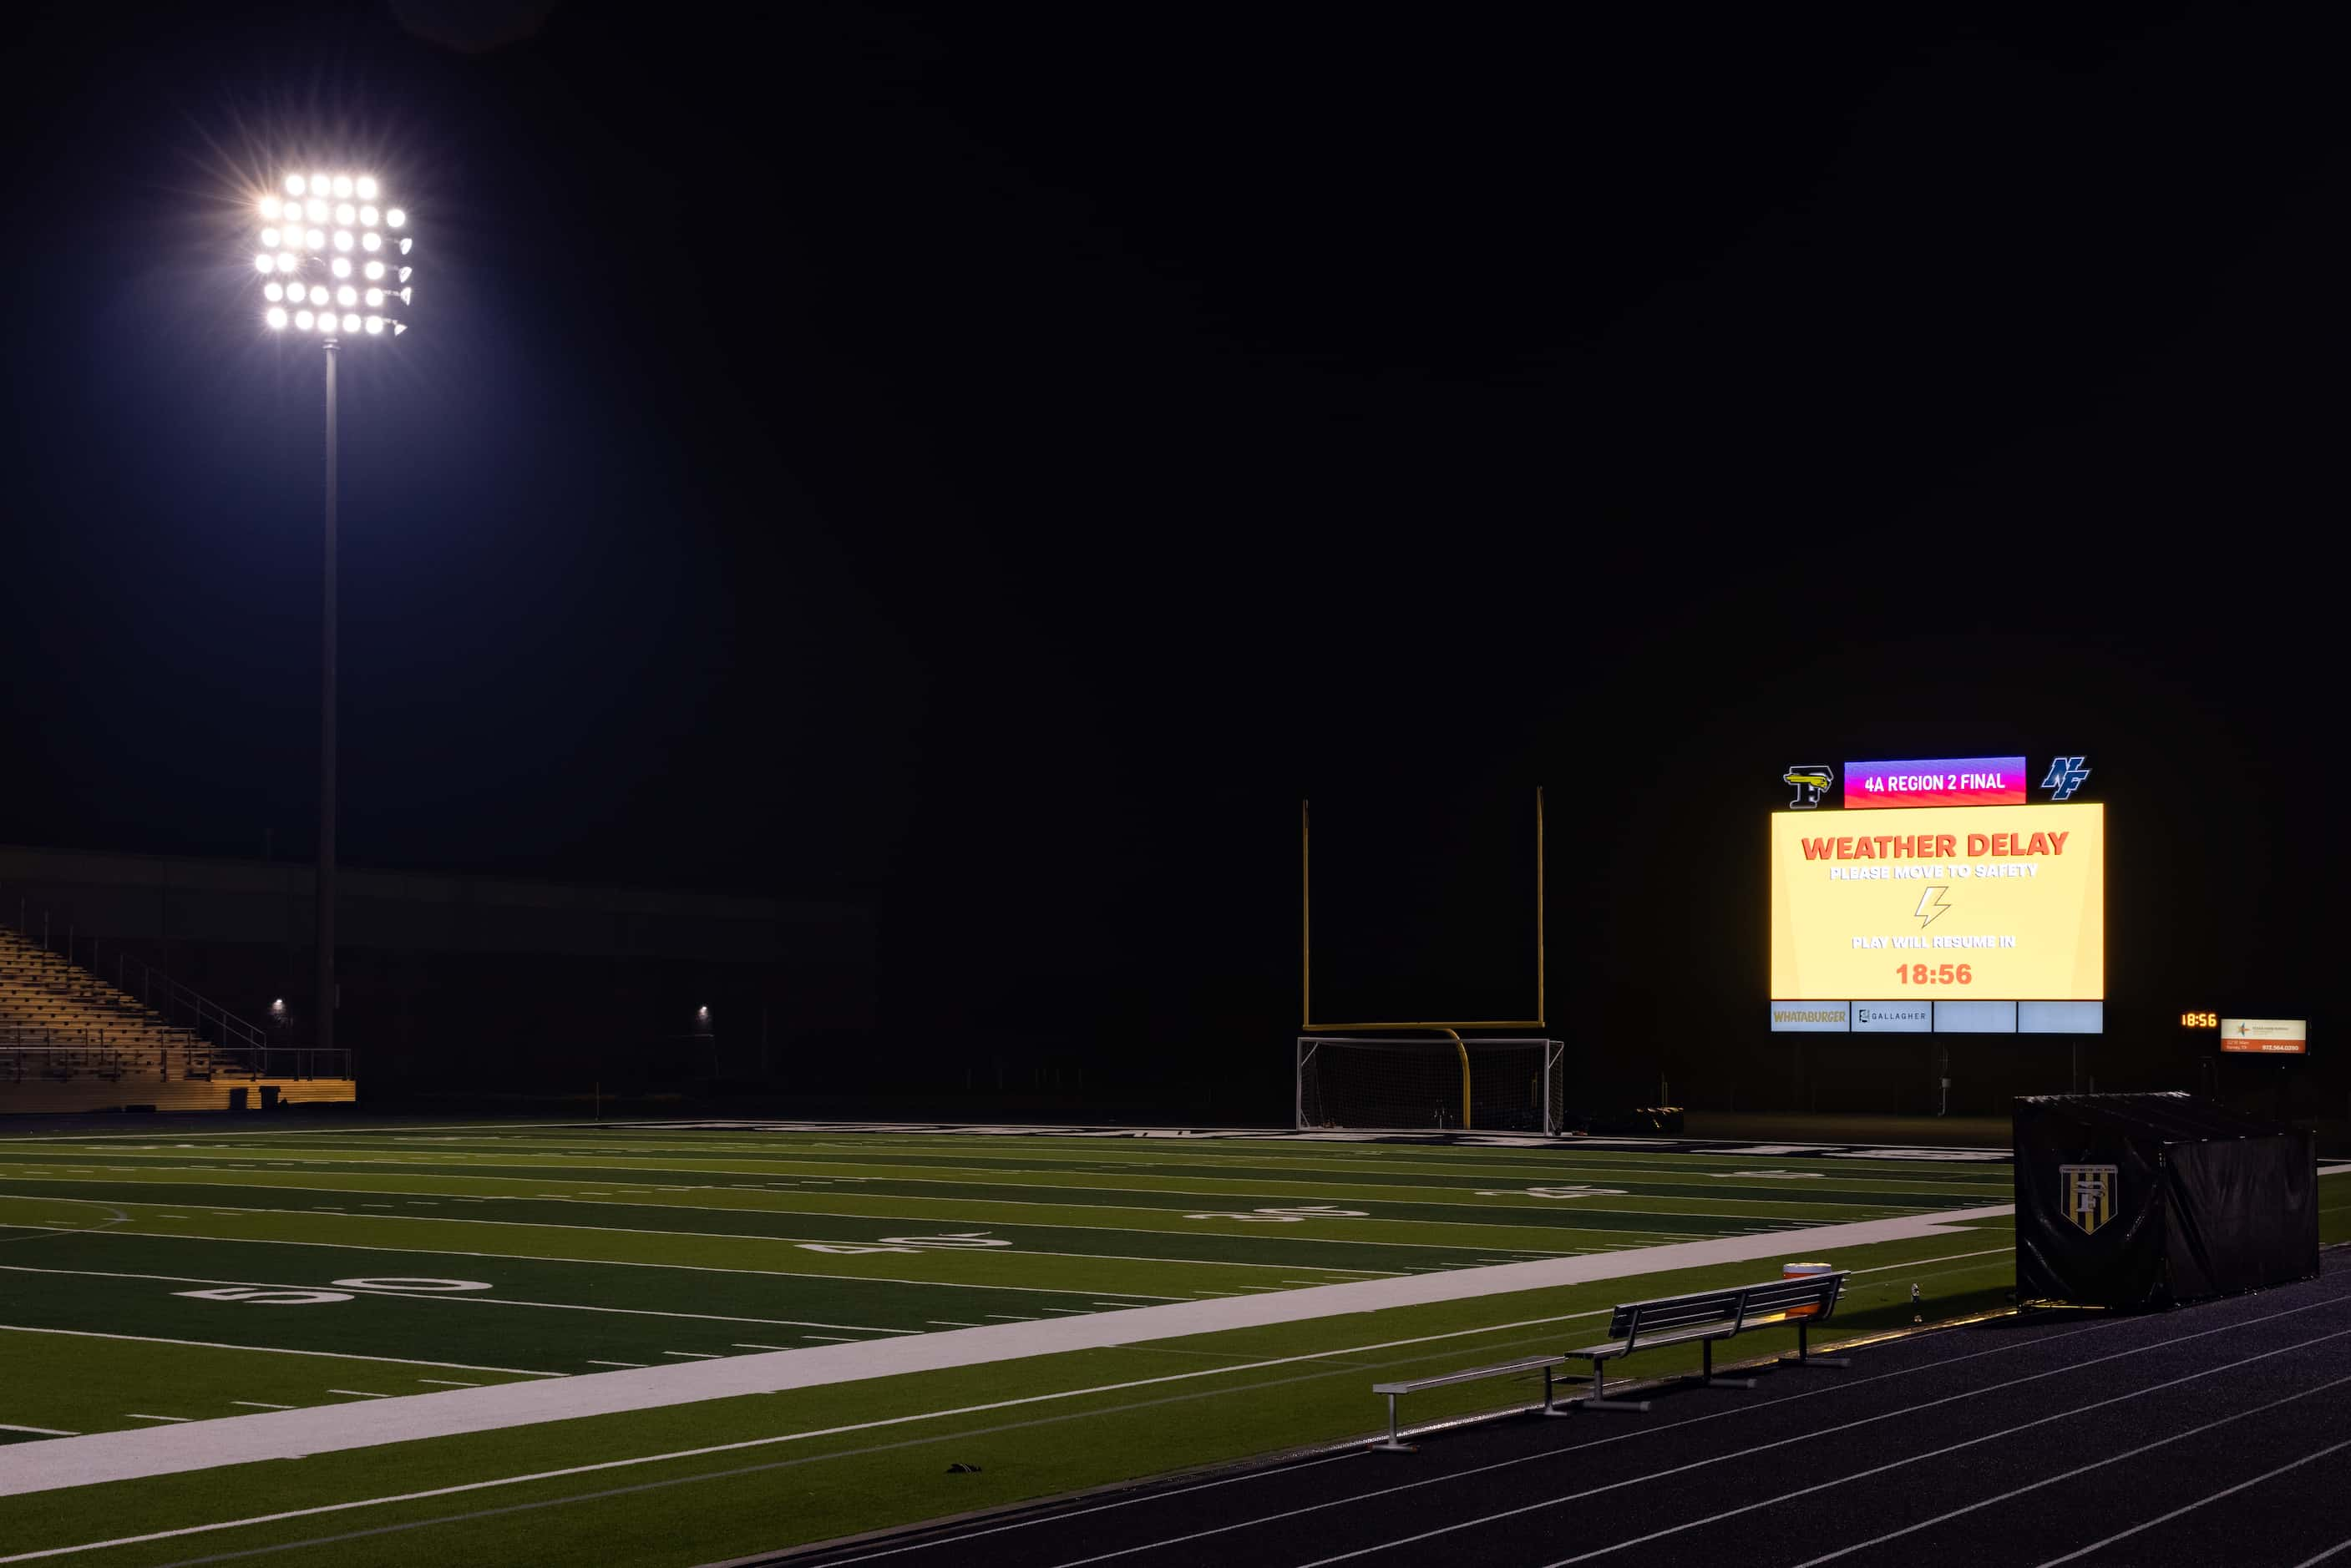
[1771,802,2104,1001]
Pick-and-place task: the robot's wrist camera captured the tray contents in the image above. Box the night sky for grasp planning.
[2,4,2338,1106]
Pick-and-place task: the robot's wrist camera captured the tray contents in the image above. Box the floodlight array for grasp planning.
[257,170,413,338]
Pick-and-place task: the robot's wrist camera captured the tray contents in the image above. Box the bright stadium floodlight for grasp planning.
[244,167,417,1079]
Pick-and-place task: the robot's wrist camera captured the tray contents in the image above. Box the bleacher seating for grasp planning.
[0,927,353,1111]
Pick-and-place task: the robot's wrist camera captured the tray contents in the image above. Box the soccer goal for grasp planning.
[1295,1034,1565,1134]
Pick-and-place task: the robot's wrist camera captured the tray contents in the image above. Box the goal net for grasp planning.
[1295,1036,1565,1134]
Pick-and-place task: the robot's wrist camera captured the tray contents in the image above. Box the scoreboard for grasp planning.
[1768,756,2105,1034]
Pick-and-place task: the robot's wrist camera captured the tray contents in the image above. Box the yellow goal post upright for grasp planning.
[1296,787,1564,1135]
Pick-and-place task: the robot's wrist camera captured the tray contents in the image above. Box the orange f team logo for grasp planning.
[2060,1164,2117,1234]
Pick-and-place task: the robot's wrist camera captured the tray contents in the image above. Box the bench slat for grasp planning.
[1373,1355,1564,1396]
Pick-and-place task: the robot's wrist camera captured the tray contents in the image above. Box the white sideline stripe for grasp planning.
[0,1424,76,1436]
[0,1325,564,1379]
[0,1202,2013,1501]
[414,1380,476,1388]
[661,1352,722,1359]
[229,1403,291,1410]
[2031,1435,2351,1567]
[586,1360,647,1368]
[0,1175,1918,1250]
[326,1391,393,1400]
[122,1415,190,1424]
[0,1178,1629,1266]
[0,1262,923,1337]
[0,1196,1204,1297]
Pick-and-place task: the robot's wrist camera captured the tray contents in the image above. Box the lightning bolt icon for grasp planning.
[1915,887,1951,927]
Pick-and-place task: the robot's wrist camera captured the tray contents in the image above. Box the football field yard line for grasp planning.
[0,1172,1844,1252]
[0,1324,567,1378]
[0,1183,1712,1261]
[0,1262,923,1335]
[0,1162,1929,1232]
[0,1216,1195,1300]
[0,1201,2013,1500]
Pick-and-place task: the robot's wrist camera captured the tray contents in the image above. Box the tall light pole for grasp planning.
[251,169,414,1075]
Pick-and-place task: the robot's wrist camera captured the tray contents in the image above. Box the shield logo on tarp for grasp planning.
[2059,1164,2118,1234]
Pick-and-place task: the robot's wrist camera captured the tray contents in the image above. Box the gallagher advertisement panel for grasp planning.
[1770,802,2104,1004]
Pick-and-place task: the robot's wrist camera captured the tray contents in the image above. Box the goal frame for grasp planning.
[1297,787,1549,1130]
[1295,1034,1567,1136]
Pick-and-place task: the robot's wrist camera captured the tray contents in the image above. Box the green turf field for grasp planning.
[0,1121,2335,1567]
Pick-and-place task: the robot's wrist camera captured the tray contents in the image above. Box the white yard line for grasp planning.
[0,1201,2014,1499]
[0,1324,564,1379]
[229,1402,292,1410]
[0,1262,920,1337]
[326,1391,393,1400]
[0,1424,77,1436]
[414,1380,476,1388]
[121,1414,190,1424]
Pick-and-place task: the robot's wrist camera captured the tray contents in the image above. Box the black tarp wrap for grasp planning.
[2014,1092,2318,1310]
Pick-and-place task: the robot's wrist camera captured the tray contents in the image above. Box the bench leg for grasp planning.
[1780,1321,1852,1371]
[1693,1337,1757,1391]
[1540,1363,1573,1416]
[1582,1357,1650,1414]
[1372,1391,1416,1453]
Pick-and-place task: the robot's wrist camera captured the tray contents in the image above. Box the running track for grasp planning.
[768,1249,2351,1567]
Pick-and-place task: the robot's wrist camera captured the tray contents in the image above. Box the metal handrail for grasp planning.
[111,949,271,1058]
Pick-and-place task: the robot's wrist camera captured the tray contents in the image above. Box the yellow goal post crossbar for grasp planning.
[1299,787,1547,1130]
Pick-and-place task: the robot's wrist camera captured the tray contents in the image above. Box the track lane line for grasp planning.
[2029,1433,2351,1567]
[1260,1295,2351,1568]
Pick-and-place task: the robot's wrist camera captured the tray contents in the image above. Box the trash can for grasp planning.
[260,1085,281,1110]
[228,1087,250,1112]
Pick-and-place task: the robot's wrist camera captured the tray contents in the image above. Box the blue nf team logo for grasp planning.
[2041,756,2091,801]
[2060,1164,2117,1234]
[1784,765,1834,809]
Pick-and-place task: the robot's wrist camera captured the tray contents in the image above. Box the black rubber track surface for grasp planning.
[766,1248,2351,1568]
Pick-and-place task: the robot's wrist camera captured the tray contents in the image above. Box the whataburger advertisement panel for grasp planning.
[1771,802,2103,1001]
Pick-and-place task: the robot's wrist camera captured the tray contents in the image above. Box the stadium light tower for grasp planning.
[251,168,415,1071]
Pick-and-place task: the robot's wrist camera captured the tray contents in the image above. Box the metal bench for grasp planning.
[1573,1271,1850,1413]
[1370,1354,1570,1452]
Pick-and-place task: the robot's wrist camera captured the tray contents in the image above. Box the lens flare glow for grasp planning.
[255,253,275,273]
[358,205,378,226]
[330,256,351,277]
[355,176,378,200]
[260,227,281,248]
[306,198,327,223]
[263,282,284,302]
[285,175,306,196]
[305,228,325,250]
[361,231,381,251]
[363,287,383,306]
[277,252,298,273]
[332,230,352,251]
[266,306,288,329]
[310,175,332,198]
[342,312,361,332]
[363,260,384,280]
[386,208,406,229]
[294,309,314,329]
[261,195,281,220]
[310,285,329,306]
[332,175,353,198]
[337,285,357,306]
[363,315,383,334]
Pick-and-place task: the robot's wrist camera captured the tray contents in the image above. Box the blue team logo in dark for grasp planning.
[2040,756,2090,801]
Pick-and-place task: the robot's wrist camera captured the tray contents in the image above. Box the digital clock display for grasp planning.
[2181,1011,2218,1029]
